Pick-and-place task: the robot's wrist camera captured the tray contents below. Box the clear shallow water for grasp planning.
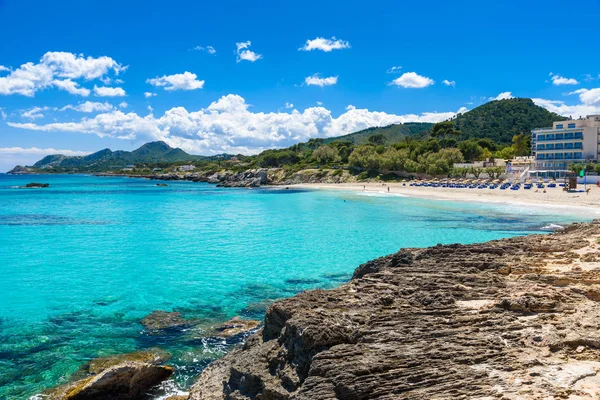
[0,174,590,399]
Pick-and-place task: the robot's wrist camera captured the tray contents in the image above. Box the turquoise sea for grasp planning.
[0,174,591,399]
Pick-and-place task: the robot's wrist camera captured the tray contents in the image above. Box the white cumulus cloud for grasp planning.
[442,80,456,87]
[386,66,402,74]
[193,45,216,55]
[144,92,157,98]
[533,86,600,118]
[550,73,579,86]
[93,85,126,97]
[285,102,294,109]
[0,65,11,72]
[391,72,434,88]
[0,52,125,97]
[299,37,350,52]
[236,41,262,63]
[490,92,514,101]
[60,101,114,113]
[146,72,205,91]
[21,106,52,120]
[305,74,338,87]
[0,147,90,156]
[52,79,92,96]
[7,94,468,156]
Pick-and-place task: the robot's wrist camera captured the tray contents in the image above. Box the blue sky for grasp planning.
[1,0,599,171]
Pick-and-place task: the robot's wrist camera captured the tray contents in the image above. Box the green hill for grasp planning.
[324,122,434,145]
[31,141,217,171]
[452,98,566,145]
[324,99,565,147]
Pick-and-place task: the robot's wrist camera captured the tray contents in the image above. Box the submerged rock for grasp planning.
[189,220,600,399]
[141,310,196,332]
[45,349,173,400]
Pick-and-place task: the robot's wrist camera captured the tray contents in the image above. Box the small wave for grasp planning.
[356,192,408,198]
[151,379,189,400]
[540,223,564,231]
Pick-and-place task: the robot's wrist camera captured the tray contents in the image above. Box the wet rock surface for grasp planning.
[189,220,600,399]
[45,349,173,400]
[216,317,261,338]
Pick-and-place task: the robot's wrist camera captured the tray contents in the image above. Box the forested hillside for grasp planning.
[452,98,566,144]
[324,122,434,145]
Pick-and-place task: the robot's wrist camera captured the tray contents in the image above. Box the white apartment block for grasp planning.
[531,115,600,171]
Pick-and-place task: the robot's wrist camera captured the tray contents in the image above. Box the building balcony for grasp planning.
[532,127,581,133]
[537,147,582,152]
[537,156,585,161]
[535,137,583,142]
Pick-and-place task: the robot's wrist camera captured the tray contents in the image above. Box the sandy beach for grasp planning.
[293,181,600,216]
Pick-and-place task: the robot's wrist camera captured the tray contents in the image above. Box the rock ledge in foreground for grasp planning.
[45,349,173,400]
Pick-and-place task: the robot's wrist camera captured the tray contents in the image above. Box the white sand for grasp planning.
[292,182,600,217]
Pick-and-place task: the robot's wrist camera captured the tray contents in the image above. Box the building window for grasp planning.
[574,152,583,159]
[546,144,555,150]
[556,124,564,129]
[556,134,564,140]
[575,132,583,139]
[574,143,582,149]
[565,133,574,140]
[555,144,563,150]
[537,144,544,150]
[568,123,576,128]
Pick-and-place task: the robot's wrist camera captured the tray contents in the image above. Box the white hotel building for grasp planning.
[531,115,600,176]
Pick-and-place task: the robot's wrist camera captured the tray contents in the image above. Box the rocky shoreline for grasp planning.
[187,221,600,399]
[41,220,600,399]
[97,168,357,187]
[41,313,261,400]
